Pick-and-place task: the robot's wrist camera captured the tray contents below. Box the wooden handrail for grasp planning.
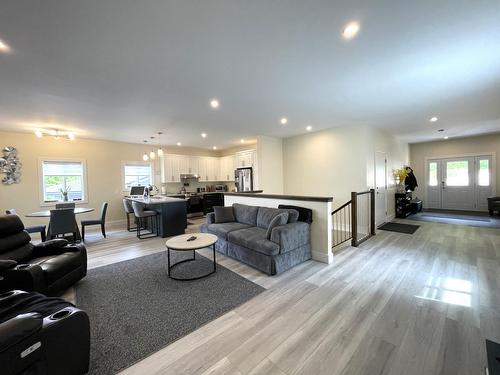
[332,200,352,215]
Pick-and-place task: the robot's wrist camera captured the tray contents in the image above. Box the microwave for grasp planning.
[215,184,228,192]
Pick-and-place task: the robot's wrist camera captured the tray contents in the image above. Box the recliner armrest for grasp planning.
[33,240,83,256]
[2,265,46,295]
[270,222,310,254]
[206,212,216,225]
[0,312,43,349]
[0,260,17,271]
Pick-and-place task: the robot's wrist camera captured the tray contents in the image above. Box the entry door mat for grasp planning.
[378,222,420,234]
[76,251,265,375]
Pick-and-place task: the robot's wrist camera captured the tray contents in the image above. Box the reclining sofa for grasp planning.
[201,203,311,275]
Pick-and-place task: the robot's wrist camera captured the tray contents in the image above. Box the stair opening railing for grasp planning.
[332,189,375,248]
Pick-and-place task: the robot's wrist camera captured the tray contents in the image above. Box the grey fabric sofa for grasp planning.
[200,203,311,275]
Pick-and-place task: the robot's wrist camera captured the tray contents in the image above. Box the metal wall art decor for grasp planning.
[1,147,22,184]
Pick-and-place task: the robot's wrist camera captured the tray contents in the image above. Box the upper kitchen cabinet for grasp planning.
[235,150,256,168]
[188,156,199,175]
[198,157,219,182]
[161,154,189,182]
[219,155,236,181]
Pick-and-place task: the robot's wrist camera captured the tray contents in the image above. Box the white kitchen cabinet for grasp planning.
[162,154,189,182]
[235,150,256,168]
[198,157,219,181]
[188,156,199,175]
[219,155,236,181]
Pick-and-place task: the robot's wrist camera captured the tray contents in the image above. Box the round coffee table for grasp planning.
[165,233,218,281]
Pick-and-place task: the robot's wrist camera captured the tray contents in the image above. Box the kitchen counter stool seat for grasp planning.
[131,201,159,239]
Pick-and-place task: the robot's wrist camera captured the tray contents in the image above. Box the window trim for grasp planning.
[121,161,153,192]
[38,157,88,207]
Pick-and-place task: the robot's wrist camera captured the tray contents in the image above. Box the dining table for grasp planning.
[25,207,94,242]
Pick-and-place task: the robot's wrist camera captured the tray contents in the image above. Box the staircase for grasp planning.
[332,189,375,249]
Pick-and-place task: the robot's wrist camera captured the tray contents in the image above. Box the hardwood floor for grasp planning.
[79,217,500,374]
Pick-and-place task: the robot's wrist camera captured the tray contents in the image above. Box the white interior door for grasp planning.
[441,157,475,210]
[475,155,493,211]
[374,152,387,225]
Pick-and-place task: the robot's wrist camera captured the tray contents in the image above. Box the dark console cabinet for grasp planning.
[395,192,422,218]
[203,193,224,214]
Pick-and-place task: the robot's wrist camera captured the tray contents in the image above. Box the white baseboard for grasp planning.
[311,250,334,264]
[386,213,395,222]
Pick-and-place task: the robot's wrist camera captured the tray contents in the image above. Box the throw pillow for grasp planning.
[266,213,288,239]
[214,206,235,223]
[285,209,299,223]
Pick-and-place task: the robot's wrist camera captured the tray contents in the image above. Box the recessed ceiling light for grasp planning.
[342,22,360,40]
[177,142,182,146]
[444,136,449,140]
[0,39,11,53]
[34,129,43,138]
[280,118,288,125]
[306,125,312,131]
[210,99,219,109]
[67,133,75,141]
[429,116,439,122]
[240,138,245,143]
[201,133,207,138]
[212,146,217,150]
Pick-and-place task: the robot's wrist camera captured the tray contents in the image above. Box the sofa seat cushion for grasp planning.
[31,252,83,285]
[228,227,280,256]
[207,222,251,240]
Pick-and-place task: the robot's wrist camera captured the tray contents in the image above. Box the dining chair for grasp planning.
[5,208,47,242]
[122,199,139,232]
[81,202,108,242]
[49,208,79,243]
[55,203,76,209]
[131,201,159,239]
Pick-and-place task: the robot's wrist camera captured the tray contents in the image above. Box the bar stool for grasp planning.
[122,199,138,232]
[131,201,159,239]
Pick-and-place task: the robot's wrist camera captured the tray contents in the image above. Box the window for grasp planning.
[478,159,490,186]
[123,162,152,191]
[446,161,469,186]
[428,162,438,186]
[41,159,86,203]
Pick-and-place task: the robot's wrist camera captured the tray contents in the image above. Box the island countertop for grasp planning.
[126,196,186,204]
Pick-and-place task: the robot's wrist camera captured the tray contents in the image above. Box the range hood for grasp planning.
[180,173,199,180]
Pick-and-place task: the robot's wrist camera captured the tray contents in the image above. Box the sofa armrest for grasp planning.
[2,265,46,294]
[270,222,310,254]
[206,212,216,225]
[0,312,43,349]
[0,260,17,271]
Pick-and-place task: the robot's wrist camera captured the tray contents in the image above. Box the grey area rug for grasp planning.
[76,251,265,375]
[378,222,420,234]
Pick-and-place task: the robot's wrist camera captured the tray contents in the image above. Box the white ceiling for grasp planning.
[0,0,499,148]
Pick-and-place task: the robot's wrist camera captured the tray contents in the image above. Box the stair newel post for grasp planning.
[370,188,376,236]
[351,191,358,247]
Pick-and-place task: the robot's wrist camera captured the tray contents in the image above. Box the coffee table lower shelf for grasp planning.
[167,243,216,281]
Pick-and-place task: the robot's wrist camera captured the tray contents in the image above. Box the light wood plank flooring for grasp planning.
[78,217,500,375]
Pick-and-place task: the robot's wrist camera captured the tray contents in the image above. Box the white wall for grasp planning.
[282,125,409,215]
[257,135,283,194]
[409,133,500,200]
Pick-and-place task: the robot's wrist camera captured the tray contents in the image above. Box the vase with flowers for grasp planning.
[60,187,71,202]
[393,167,409,193]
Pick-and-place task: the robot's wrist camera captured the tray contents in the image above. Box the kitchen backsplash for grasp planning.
[162,180,236,194]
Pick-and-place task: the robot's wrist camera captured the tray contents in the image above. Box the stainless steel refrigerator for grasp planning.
[235,167,253,192]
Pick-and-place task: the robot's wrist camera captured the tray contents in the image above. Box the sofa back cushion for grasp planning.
[232,203,259,226]
[265,213,288,239]
[256,207,289,229]
[213,206,235,223]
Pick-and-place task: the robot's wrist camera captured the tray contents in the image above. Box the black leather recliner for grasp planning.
[0,215,87,296]
[0,290,90,375]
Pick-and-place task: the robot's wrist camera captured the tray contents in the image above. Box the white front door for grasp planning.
[441,157,475,210]
[425,155,494,211]
[374,152,387,225]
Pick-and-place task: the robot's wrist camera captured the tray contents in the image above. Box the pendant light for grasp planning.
[149,137,156,160]
[142,140,149,161]
[157,132,164,157]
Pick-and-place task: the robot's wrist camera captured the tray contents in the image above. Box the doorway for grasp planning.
[375,151,387,225]
[426,155,494,211]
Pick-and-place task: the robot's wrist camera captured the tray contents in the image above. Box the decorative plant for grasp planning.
[60,186,71,201]
[393,167,408,185]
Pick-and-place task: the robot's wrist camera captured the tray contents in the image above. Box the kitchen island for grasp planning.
[126,196,187,238]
